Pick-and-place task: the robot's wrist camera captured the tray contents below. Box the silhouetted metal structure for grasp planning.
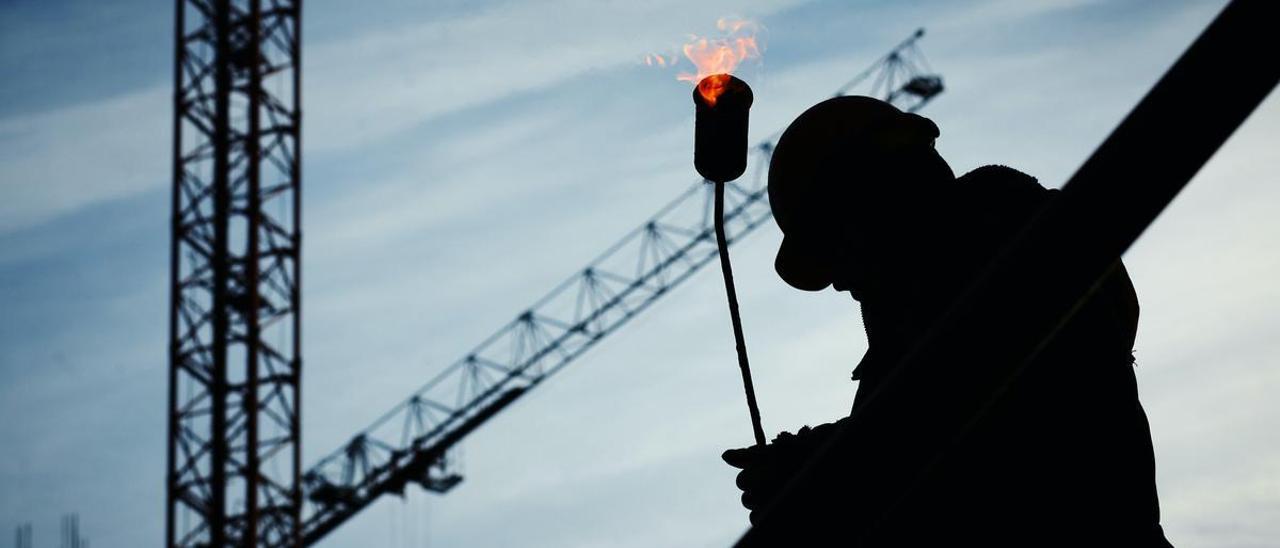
[14,523,32,548]
[60,514,87,548]
[167,0,303,546]
[296,30,941,544]
[834,28,942,112]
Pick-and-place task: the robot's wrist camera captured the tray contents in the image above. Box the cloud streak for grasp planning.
[0,86,167,232]
[0,0,809,236]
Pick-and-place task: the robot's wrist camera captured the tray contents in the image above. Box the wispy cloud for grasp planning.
[303,0,810,152]
[0,86,167,232]
[931,0,1107,31]
[0,0,809,236]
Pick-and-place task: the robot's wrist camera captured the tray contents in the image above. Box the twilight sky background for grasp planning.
[2,0,1277,546]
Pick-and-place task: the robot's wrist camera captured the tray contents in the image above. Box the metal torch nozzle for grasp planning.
[693,74,754,184]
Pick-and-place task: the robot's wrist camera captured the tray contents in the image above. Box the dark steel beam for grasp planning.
[209,1,231,543]
[165,0,186,542]
[244,0,264,541]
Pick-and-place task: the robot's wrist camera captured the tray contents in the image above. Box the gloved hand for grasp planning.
[721,421,840,524]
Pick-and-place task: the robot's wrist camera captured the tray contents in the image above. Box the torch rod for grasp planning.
[713,181,767,447]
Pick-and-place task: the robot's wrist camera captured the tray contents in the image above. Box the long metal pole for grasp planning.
[165,0,185,544]
[714,182,767,447]
[208,0,231,543]
[290,2,305,546]
[245,0,264,540]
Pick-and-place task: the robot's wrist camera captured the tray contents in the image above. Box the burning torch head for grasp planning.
[693,74,754,183]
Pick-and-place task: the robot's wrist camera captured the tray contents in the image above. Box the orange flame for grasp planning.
[643,17,763,106]
[677,17,763,105]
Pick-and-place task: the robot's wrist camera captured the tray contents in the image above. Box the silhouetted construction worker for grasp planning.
[723,96,1172,546]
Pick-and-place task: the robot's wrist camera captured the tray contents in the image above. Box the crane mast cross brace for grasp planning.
[166,0,303,546]
[293,29,942,545]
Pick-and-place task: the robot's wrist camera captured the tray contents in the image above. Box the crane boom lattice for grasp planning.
[296,28,941,545]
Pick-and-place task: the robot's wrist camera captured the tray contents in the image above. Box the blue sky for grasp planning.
[2,0,1278,546]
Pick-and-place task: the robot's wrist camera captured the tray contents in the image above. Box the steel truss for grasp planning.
[167,0,303,545]
[297,29,940,545]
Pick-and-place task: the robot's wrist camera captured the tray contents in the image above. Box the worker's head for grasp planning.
[767,96,953,296]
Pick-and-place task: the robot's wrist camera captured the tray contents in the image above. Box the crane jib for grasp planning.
[295,29,943,545]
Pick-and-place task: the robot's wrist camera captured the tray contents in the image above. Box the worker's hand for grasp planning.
[721,444,783,525]
[721,422,840,525]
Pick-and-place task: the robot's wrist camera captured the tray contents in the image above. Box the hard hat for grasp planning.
[768,96,940,291]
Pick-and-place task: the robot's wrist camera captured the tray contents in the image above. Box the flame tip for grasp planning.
[655,16,764,104]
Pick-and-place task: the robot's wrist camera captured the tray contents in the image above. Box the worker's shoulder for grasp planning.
[955,164,1054,208]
